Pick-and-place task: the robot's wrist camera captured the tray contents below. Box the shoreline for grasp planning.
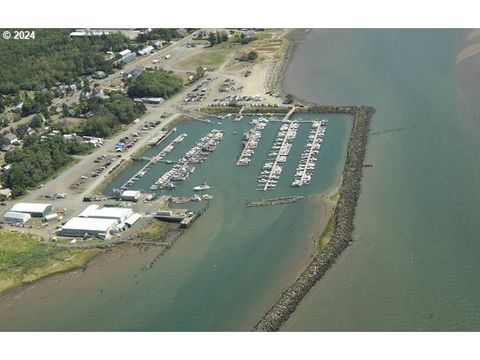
[254,105,375,331]
[253,30,376,331]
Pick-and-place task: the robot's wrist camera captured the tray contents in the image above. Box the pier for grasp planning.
[292,120,327,187]
[236,118,268,166]
[120,130,185,190]
[151,129,224,190]
[283,106,296,121]
[258,121,299,191]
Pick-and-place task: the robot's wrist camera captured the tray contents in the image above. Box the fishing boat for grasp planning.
[193,182,210,191]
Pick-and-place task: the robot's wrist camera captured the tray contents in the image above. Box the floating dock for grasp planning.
[257,121,299,191]
[236,118,268,166]
[292,120,327,187]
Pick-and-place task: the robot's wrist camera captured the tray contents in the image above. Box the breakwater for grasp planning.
[254,105,375,331]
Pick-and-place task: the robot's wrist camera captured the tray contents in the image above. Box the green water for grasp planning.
[282,29,480,331]
[0,113,352,331]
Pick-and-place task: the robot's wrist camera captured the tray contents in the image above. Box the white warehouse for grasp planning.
[60,217,117,240]
[79,205,133,224]
[10,203,53,217]
[3,211,31,225]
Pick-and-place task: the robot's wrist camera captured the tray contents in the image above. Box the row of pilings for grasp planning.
[254,105,375,331]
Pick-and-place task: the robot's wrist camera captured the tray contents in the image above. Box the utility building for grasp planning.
[60,217,117,240]
[10,203,53,217]
[3,211,31,225]
[78,205,133,224]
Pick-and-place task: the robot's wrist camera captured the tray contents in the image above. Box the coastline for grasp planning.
[253,30,376,331]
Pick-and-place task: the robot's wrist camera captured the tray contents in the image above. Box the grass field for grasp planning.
[0,230,100,294]
[177,46,236,70]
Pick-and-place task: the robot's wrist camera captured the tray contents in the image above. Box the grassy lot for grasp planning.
[0,230,100,294]
[177,46,236,70]
[135,221,167,241]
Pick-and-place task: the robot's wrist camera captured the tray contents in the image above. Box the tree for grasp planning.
[195,66,205,80]
[29,114,44,129]
[208,32,217,47]
[127,71,183,99]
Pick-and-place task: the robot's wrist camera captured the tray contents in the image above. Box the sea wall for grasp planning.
[254,105,375,331]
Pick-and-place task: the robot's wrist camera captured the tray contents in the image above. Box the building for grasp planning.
[121,190,141,202]
[93,71,106,79]
[121,53,136,64]
[125,213,142,228]
[118,49,131,57]
[78,205,133,224]
[138,45,154,56]
[10,203,53,217]
[3,211,31,225]
[60,217,117,239]
[4,133,18,145]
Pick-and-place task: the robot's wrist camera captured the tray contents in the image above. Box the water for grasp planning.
[282,29,480,331]
[0,113,352,331]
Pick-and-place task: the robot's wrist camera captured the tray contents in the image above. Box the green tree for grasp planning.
[208,32,217,47]
[29,114,44,128]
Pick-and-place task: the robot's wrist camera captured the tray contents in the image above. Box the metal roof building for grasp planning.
[60,217,117,240]
[3,211,31,225]
[10,203,53,217]
[121,190,141,202]
[79,205,133,224]
[125,213,142,227]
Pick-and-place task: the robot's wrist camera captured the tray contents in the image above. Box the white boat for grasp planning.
[193,182,210,191]
[191,194,202,202]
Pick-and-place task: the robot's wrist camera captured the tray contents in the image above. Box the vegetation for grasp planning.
[127,70,183,99]
[0,230,100,294]
[71,93,146,138]
[239,50,258,62]
[208,31,229,46]
[136,28,180,43]
[1,134,91,197]
[0,29,132,95]
[177,47,234,70]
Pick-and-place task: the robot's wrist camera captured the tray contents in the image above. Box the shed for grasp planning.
[121,190,141,202]
[60,217,117,240]
[3,211,31,225]
[10,203,53,217]
[125,213,142,227]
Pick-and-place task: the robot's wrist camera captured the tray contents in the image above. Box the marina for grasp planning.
[291,120,327,187]
[150,129,224,190]
[119,131,188,190]
[236,117,269,166]
[257,120,299,191]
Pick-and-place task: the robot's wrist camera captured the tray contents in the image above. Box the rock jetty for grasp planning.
[254,105,375,331]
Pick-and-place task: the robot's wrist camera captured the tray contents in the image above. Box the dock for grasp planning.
[292,121,326,187]
[236,118,268,166]
[120,130,186,190]
[258,121,299,191]
[283,106,296,121]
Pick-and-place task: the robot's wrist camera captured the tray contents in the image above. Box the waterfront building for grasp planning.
[60,217,117,240]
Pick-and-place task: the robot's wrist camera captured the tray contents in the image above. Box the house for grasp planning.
[93,71,106,79]
[4,133,18,145]
[118,49,131,57]
[138,46,154,56]
[12,102,23,113]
